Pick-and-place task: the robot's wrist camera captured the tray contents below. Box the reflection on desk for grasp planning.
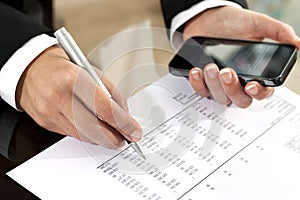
[0,102,64,199]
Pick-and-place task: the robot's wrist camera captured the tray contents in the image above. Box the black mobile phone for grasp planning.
[169,36,297,86]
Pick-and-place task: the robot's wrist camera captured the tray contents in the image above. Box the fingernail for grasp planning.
[220,69,232,84]
[131,130,142,141]
[246,84,258,95]
[191,68,201,80]
[206,64,218,79]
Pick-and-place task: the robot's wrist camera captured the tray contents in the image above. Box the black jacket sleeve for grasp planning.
[0,2,53,68]
[160,0,248,30]
[0,2,54,138]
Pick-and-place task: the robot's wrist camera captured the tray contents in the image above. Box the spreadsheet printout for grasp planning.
[7,74,300,199]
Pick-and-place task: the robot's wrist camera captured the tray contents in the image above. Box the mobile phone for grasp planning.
[169,36,297,86]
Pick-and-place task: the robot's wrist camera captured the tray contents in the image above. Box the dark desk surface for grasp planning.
[0,104,64,199]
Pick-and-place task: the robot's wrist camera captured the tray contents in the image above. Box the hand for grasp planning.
[16,45,142,149]
[183,6,300,108]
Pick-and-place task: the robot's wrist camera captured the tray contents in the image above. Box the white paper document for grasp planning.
[7,74,300,199]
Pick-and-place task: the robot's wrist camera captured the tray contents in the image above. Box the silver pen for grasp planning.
[54,27,146,159]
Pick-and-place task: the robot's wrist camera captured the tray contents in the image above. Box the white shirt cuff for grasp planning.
[170,0,243,49]
[0,34,58,110]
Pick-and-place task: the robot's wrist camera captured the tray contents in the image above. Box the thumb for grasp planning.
[254,12,300,49]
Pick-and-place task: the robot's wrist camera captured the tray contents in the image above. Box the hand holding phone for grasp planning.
[169,36,297,86]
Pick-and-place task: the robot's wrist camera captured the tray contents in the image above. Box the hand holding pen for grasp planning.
[54,27,145,159]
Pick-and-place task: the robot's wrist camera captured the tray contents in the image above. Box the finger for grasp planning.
[73,69,142,142]
[244,82,274,100]
[54,114,77,137]
[94,67,129,112]
[68,97,126,149]
[189,67,210,97]
[219,68,253,108]
[95,92,142,142]
[203,64,231,105]
[50,84,126,149]
[28,99,79,139]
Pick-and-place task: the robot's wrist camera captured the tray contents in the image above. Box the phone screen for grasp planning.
[205,43,278,76]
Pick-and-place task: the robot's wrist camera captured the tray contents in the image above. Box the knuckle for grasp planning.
[60,67,78,89]
[44,86,60,101]
[43,67,78,102]
[35,101,51,117]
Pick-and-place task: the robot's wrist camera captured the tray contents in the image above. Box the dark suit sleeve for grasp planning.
[160,0,248,30]
[0,2,54,68]
[0,2,54,125]
[0,104,22,159]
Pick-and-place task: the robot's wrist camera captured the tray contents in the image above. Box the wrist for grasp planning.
[0,34,58,110]
[16,45,67,110]
[183,6,227,39]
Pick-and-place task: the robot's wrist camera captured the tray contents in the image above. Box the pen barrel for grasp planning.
[54,27,145,159]
[54,27,111,97]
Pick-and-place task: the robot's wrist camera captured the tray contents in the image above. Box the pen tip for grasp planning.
[141,154,146,160]
[130,142,146,160]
